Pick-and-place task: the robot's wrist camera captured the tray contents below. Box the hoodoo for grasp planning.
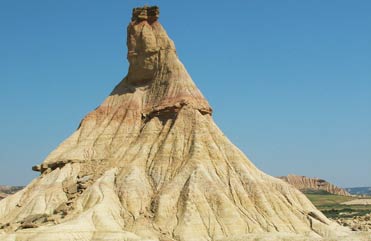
[0,6,353,241]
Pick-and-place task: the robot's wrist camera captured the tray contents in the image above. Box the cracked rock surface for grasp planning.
[0,5,367,241]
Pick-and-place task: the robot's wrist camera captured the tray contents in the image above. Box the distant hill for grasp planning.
[0,186,23,200]
[278,174,350,196]
[345,187,371,196]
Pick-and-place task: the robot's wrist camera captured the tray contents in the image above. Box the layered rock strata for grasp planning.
[0,6,356,241]
[278,174,351,196]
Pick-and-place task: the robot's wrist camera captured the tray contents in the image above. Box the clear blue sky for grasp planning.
[1,1,370,187]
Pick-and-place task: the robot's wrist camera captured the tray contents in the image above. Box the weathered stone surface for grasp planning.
[0,5,368,241]
[132,6,159,23]
[278,174,351,196]
[336,213,371,232]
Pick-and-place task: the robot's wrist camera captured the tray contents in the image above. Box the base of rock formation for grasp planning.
[336,213,371,232]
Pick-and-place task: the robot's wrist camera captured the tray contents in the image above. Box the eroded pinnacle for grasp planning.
[131,6,160,23]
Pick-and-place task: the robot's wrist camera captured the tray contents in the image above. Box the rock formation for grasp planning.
[278,174,351,196]
[0,5,361,241]
[336,213,371,232]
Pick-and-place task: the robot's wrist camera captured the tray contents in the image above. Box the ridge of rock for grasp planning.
[0,186,23,201]
[0,6,360,241]
[278,174,351,196]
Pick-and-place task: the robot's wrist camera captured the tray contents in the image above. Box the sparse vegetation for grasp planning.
[303,191,371,219]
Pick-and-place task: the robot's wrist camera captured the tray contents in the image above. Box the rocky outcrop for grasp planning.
[0,5,359,241]
[336,213,371,232]
[278,174,351,196]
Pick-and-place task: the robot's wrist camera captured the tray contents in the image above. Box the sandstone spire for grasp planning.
[0,6,354,241]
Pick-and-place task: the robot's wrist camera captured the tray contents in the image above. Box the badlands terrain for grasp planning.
[0,5,370,241]
[278,174,350,196]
